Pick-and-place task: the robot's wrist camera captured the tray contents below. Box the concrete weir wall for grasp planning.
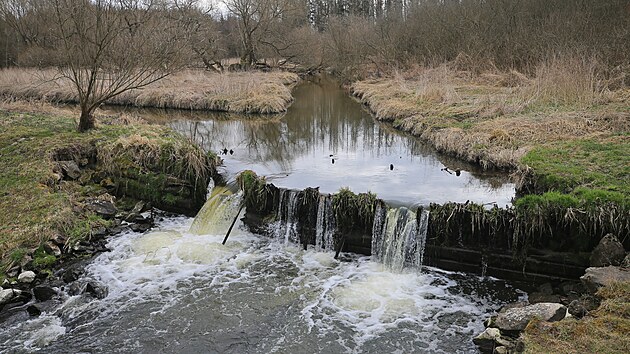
[238,171,629,283]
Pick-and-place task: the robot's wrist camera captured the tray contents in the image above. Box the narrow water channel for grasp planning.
[0,77,524,353]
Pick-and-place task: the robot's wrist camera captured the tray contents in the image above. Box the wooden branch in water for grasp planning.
[222,204,245,245]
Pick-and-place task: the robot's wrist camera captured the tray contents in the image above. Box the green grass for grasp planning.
[522,135,630,204]
[0,108,212,268]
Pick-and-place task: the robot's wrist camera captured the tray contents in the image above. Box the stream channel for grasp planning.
[0,77,525,353]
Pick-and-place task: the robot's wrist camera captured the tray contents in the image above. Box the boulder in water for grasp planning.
[493,303,567,332]
[590,234,626,267]
[33,286,58,302]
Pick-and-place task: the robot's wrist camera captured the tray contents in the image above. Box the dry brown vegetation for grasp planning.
[0,68,299,114]
[523,282,630,353]
[351,58,630,170]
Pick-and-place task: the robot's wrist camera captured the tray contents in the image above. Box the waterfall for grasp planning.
[371,205,429,272]
[273,189,300,245]
[189,186,244,235]
[315,195,336,251]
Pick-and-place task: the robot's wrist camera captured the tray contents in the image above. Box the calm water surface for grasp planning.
[106,77,514,206]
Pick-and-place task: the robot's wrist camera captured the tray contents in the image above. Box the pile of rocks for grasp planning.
[474,233,629,353]
[1,199,158,321]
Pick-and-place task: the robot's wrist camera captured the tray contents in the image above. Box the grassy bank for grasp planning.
[0,68,299,114]
[351,61,629,203]
[523,282,630,353]
[0,103,215,274]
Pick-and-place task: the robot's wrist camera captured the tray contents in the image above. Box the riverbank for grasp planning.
[0,69,299,114]
[350,64,629,204]
[0,106,217,283]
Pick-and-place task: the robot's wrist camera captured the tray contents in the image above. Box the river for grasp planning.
[0,77,524,353]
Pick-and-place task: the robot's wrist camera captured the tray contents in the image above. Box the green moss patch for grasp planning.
[522,135,630,203]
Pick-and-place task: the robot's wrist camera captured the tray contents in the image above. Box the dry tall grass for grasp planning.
[351,58,629,169]
[0,68,299,114]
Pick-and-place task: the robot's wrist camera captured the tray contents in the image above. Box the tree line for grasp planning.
[1,0,628,131]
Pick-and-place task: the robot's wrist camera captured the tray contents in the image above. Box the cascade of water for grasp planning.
[315,195,336,251]
[371,205,429,272]
[371,203,386,261]
[284,190,299,244]
[189,186,243,235]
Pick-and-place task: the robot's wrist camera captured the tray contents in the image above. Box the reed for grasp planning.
[0,68,299,114]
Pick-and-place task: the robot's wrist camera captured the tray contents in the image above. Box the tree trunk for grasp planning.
[78,107,95,132]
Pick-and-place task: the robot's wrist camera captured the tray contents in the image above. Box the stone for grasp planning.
[581,266,630,294]
[473,327,502,353]
[528,292,562,304]
[494,303,567,332]
[130,223,151,233]
[57,161,81,180]
[33,286,58,302]
[85,199,117,219]
[0,288,22,306]
[44,242,62,257]
[590,234,626,267]
[494,346,508,354]
[17,270,36,284]
[131,201,146,215]
[84,282,108,299]
[27,305,41,317]
[50,233,67,246]
[622,253,630,269]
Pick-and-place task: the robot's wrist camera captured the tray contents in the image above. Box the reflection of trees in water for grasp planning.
[109,80,510,191]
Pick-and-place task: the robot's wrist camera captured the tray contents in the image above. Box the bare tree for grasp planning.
[223,0,290,66]
[41,0,195,131]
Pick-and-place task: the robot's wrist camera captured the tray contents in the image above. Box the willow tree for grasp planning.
[45,0,193,131]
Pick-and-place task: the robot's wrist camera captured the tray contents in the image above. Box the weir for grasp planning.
[237,171,629,283]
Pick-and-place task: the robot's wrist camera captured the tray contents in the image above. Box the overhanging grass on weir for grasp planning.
[238,171,629,258]
[0,107,216,271]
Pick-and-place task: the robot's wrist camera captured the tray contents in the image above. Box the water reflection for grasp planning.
[104,77,514,206]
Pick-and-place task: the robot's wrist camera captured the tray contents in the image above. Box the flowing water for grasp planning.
[0,191,524,353]
[0,78,525,352]
[103,76,514,207]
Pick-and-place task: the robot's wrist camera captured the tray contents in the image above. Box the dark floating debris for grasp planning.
[389,164,394,170]
[229,149,234,155]
[332,159,335,164]
[222,148,228,155]
[441,167,453,175]
[455,169,461,176]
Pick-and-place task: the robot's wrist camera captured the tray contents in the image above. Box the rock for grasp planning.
[498,302,527,314]
[130,201,146,215]
[44,242,62,257]
[50,233,67,246]
[590,234,626,267]
[1,289,20,305]
[17,271,36,284]
[26,305,41,317]
[85,199,117,219]
[33,286,58,302]
[528,292,562,304]
[622,253,630,269]
[62,265,84,283]
[473,327,502,352]
[130,223,151,233]
[494,346,508,354]
[581,266,630,294]
[84,282,108,299]
[494,303,567,332]
[57,161,81,180]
